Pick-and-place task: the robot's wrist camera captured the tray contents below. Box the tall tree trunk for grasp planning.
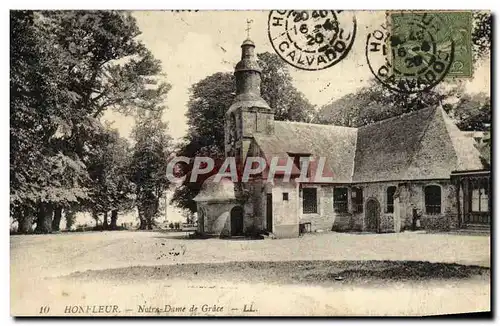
[51,206,63,231]
[110,209,118,230]
[18,215,34,234]
[103,211,109,230]
[147,216,153,230]
[138,205,146,230]
[92,210,99,227]
[146,202,153,230]
[65,209,76,231]
[146,198,159,230]
[35,203,53,234]
[17,206,34,234]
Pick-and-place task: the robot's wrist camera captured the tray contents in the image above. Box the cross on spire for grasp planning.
[246,19,253,39]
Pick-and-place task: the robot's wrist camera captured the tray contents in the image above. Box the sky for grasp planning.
[102,10,491,141]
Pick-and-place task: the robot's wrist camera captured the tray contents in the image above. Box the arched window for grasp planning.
[425,185,441,214]
[386,186,396,213]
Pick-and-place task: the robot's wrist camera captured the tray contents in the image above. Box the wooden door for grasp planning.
[230,206,244,236]
[266,194,273,232]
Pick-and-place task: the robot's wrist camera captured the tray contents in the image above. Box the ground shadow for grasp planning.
[61,260,490,286]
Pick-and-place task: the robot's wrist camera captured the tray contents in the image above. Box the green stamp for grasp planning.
[389,11,473,78]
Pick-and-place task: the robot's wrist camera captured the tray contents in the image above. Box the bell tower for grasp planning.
[225,33,274,164]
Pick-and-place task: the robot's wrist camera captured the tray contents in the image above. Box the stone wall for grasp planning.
[350,182,400,233]
[351,180,458,232]
[398,181,457,231]
[234,164,459,237]
[269,180,299,238]
[298,184,354,233]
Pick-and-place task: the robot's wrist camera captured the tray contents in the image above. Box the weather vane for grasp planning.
[246,19,253,39]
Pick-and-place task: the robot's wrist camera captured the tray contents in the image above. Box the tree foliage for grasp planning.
[317,79,453,127]
[10,10,170,233]
[258,52,315,122]
[130,111,173,229]
[86,125,136,229]
[445,93,491,131]
[10,11,89,233]
[472,11,491,62]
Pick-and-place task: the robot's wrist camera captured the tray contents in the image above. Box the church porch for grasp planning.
[451,170,491,231]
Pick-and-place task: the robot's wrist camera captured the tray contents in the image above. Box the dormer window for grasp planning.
[288,152,312,178]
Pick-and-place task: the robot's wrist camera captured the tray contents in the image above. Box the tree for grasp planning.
[130,111,172,229]
[317,79,453,127]
[64,208,77,231]
[445,93,491,167]
[472,11,491,62]
[43,11,170,120]
[10,11,89,234]
[476,131,491,168]
[86,125,135,230]
[183,210,195,225]
[446,93,491,131]
[10,10,170,234]
[182,72,234,157]
[171,52,315,212]
[258,52,315,122]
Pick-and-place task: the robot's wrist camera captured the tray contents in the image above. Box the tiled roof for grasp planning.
[254,121,358,183]
[253,107,483,184]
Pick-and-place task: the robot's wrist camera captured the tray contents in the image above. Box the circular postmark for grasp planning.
[366,13,455,93]
[268,10,357,71]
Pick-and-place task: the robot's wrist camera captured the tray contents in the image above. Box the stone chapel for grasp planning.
[193,37,490,238]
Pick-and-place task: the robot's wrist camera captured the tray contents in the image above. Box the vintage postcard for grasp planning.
[10,9,491,317]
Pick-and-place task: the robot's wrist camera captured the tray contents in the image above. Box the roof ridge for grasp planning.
[359,106,437,129]
[274,120,357,130]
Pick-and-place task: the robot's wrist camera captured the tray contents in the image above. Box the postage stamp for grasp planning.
[366,12,456,93]
[389,11,473,78]
[268,10,356,71]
